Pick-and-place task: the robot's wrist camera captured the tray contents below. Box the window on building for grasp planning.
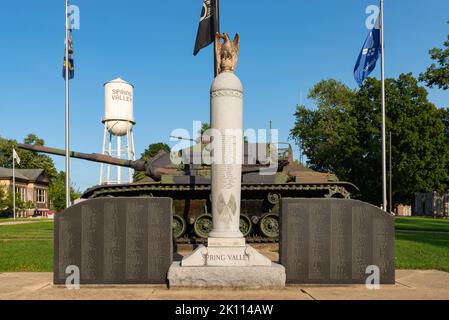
[36,188,46,204]
[15,186,27,202]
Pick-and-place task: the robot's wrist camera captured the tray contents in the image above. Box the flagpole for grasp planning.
[380,0,387,211]
[65,0,71,208]
[213,0,220,77]
[389,131,392,213]
[12,152,16,220]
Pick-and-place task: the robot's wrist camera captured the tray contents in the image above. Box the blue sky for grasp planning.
[1,0,448,192]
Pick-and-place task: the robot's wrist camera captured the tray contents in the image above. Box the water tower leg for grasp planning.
[99,123,108,185]
[130,128,136,182]
[131,128,136,161]
[107,132,112,184]
[127,127,134,183]
[117,135,122,184]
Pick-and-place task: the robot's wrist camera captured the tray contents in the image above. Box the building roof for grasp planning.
[0,167,49,184]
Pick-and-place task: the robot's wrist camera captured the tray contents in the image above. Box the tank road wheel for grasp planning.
[259,213,279,239]
[194,214,213,239]
[172,215,187,239]
[239,215,252,237]
[325,186,351,199]
[267,192,281,205]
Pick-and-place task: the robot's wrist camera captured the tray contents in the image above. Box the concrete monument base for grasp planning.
[168,262,286,288]
[172,237,285,288]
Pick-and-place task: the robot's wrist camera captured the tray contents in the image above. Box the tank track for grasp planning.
[86,183,353,199]
[175,236,278,245]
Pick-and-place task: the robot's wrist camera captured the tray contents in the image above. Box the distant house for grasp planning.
[395,204,412,217]
[0,167,50,217]
[415,192,449,218]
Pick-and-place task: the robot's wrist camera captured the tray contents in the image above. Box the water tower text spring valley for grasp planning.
[99,77,136,185]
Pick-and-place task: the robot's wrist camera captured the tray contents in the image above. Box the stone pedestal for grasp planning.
[168,262,286,288]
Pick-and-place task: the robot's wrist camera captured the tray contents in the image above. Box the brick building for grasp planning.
[0,167,50,217]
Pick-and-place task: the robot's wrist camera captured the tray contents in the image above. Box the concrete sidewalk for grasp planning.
[0,220,52,226]
[0,270,448,300]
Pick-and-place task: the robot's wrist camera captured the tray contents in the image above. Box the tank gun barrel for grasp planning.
[17,144,146,171]
[18,142,285,182]
[170,135,196,142]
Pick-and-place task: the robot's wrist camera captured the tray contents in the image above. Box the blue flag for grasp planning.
[62,55,74,80]
[354,16,380,86]
[63,15,74,80]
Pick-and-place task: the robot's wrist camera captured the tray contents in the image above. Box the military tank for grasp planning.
[18,142,358,243]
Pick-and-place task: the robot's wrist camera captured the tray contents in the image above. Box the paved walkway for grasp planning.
[0,270,448,300]
[0,220,52,226]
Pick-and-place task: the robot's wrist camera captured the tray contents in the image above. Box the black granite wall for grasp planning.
[54,197,172,285]
[280,198,395,284]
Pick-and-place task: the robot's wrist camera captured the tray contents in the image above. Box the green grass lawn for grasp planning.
[0,217,448,273]
[0,221,53,272]
[0,221,54,239]
[395,231,449,272]
[394,217,449,271]
[0,240,53,272]
[395,216,449,233]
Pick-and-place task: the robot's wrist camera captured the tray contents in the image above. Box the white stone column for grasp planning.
[181,70,271,267]
[209,71,244,239]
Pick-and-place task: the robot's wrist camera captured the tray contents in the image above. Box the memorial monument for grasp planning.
[20,32,395,287]
[17,1,396,288]
[168,33,286,288]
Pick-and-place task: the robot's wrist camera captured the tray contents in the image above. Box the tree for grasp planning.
[356,74,449,204]
[140,143,171,160]
[0,134,57,180]
[420,22,449,89]
[23,134,45,146]
[200,123,211,135]
[290,75,449,205]
[0,134,75,211]
[290,79,358,181]
[49,171,79,211]
[0,185,34,217]
[133,143,170,182]
[0,186,8,216]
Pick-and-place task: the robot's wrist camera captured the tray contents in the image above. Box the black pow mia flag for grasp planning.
[193,0,217,56]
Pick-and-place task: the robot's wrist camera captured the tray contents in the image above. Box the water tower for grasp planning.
[99,77,136,184]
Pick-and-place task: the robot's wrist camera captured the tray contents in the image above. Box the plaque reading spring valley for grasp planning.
[280,198,395,284]
[54,197,172,285]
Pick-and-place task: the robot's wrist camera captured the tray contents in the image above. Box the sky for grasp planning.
[0,0,448,192]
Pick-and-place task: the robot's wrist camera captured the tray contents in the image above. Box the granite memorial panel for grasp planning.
[280,198,394,284]
[54,197,172,285]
